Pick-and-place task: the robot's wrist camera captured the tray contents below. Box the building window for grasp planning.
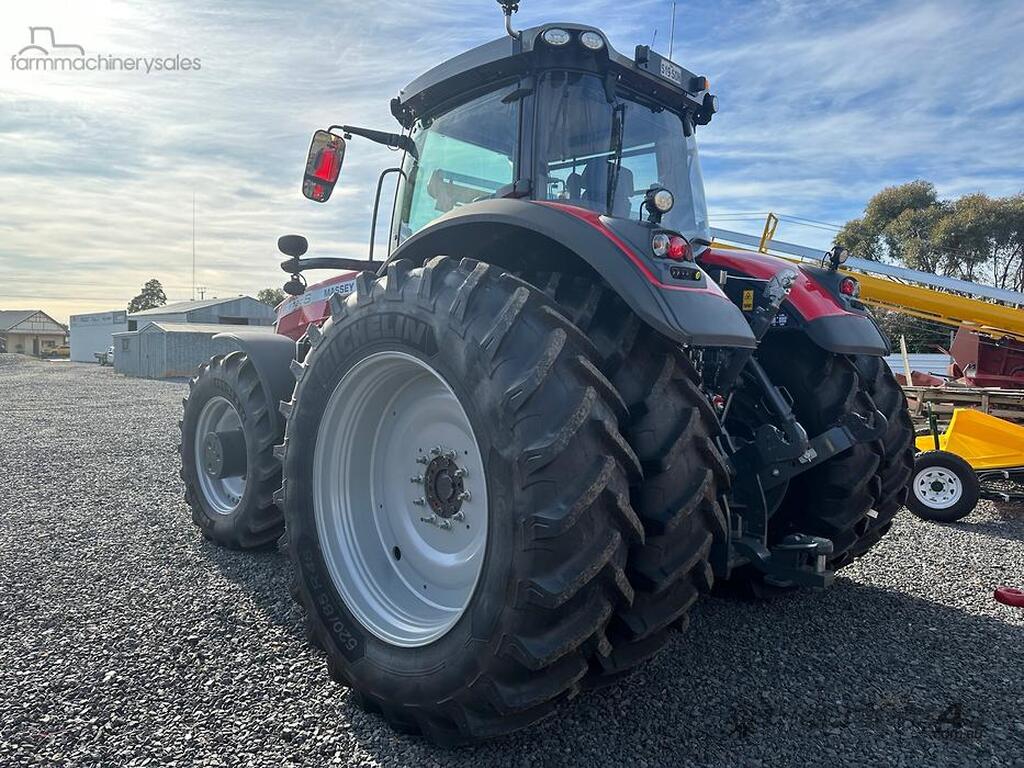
[122,338,130,352]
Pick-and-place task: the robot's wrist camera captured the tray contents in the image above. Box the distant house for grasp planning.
[0,310,66,357]
[127,296,275,330]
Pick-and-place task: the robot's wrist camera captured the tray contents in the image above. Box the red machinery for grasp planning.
[950,328,1024,388]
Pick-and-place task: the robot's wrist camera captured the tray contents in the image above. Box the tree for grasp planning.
[257,287,285,307]
[836,182,1024,289]
[127,279,167,313]
[872,309,951,354]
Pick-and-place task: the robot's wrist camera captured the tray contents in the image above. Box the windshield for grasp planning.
[394,84,518,243]
[535,71,710,241]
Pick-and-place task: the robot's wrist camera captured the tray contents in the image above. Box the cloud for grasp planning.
[0,0,1021,320]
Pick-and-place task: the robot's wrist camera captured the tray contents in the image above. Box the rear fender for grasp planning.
[699,247,889,355]
[213,331,297,434]
[388,199,756,349]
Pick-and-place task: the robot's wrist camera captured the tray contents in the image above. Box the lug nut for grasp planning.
[453,467,468,478]
[420,514,454,531]
[416,455,429,465]
[458,490,472,502]
[412,497,426,506]
[410,475,423,484]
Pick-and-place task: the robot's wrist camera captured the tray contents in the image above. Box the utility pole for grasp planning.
[669,1,677,60]
[191,192,196,301]
[196,286,207,300]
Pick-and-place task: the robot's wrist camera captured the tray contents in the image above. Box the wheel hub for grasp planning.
[423,451,466,518]
[202,429,246,480]
[193,396,246,515]
[914,467,962,509]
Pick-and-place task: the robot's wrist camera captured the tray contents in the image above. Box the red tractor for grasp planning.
[180,4,913,745]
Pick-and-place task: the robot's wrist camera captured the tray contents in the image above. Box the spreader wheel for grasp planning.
[906,450,980,523]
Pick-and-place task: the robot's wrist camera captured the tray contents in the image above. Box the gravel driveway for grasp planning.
[1,355,1022,767]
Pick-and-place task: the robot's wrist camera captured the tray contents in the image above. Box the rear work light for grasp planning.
[652,233,692,262]
[839,276,860,297]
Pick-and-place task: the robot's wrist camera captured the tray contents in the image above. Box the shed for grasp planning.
[113,322,275,379]
[69,310,128,362]
[127,296,275,330]
[0,310,66,356]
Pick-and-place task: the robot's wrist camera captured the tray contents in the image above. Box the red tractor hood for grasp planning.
[699,246,849,322]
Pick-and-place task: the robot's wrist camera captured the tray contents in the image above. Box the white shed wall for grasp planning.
[69,311,128,362]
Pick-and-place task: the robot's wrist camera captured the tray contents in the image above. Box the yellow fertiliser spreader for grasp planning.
[908,408,1024,522]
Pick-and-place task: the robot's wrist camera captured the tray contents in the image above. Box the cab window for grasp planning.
[397,85,518,240]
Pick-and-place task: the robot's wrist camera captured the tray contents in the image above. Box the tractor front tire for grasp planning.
[280,258,640,745]
[179,352,284,549]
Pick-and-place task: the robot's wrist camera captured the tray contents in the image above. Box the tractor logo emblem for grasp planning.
[17,27,86,57]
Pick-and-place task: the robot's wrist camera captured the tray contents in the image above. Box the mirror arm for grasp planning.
[280,256,381,274]
[329,124,418,159]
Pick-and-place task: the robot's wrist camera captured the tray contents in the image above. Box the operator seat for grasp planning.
[571,161,634,217]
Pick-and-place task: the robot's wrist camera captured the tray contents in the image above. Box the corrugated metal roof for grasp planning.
[884,353,951,377]
[0,309,39,330]
[142,322,276,335]
[129,296,251,317]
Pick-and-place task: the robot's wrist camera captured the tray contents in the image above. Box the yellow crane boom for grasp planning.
[712,219,1024,343]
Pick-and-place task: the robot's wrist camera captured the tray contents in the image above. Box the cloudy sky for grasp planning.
[1,0,1022,322]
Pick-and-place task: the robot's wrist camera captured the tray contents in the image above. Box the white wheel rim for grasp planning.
[313,351,488,648]
[912,466,963,510]
[194,396,245,515]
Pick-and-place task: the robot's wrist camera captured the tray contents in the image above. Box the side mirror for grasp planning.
[302,130,346,203]
[278,234,308,259]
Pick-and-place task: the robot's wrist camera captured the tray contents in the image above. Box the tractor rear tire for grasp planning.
[279,258,640,745]
[751,336,882,565]
[838,354,915,564]
[179,352,284,549]
[535,276,728,687]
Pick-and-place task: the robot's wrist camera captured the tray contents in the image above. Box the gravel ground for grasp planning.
[2,354,1023,767]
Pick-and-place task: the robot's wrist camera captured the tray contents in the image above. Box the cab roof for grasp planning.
[390,23,713,128]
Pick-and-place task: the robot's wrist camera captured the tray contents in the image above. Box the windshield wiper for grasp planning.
[606,104,625,215]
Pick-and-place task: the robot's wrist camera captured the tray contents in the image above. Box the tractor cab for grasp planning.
[299,20,718,258]
[387,25,716,249]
